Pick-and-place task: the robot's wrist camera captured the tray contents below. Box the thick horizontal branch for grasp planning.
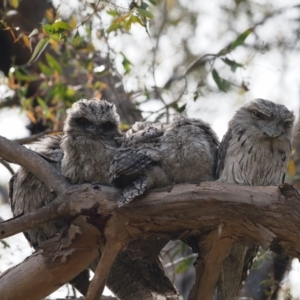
[2,182,300,256]
[0,135,70,195]
[1,182,300,299]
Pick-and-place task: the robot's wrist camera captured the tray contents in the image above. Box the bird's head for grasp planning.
[64,99,122,139]
[230,98,294,142]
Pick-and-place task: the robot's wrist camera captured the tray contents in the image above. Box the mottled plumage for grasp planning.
[216,99,294,300]
[9,99,122,295]
[9,99,181,299]
[61,99,122,184]
[10,135,64,247]
[111,117,219,206]
[10,99,122,246]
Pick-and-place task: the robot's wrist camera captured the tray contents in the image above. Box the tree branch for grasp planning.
[13,130,62,145]
[0,158,14,175]
[1,181,300,299]
[0,135,70,194]
[188,229,235,300]
[0,217,100,300]
[1,182,300,252]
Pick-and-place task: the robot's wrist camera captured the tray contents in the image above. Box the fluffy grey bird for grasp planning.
[111,117,219,206]
[10,99,123,295]
[9,99,180,300]
[215,98,294,300]
[10,99,122,247]
[109,116,219,299]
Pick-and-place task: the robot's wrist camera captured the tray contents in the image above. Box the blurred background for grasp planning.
[1,0,300,299]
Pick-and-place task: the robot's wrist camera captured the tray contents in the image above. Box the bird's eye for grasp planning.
[76,117,90,126]
[102,121,115,130]
[284,120,293,128]
[252,111,264,119]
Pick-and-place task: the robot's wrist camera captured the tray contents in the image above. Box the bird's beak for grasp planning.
[87,125,103,136]
[263,123,283,138]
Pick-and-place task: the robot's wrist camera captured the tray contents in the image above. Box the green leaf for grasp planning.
[107,10,118,17]
[51,21,71,32]
[144,87,150,99]
[36,97,48,111]
[140,1,149,10]
[193,90,199,101]
[43,21,71,36]
[148,0,157,5]
[121,52,132,74]
[9,0,19,8]
[124,16,133,31]
[130,15,143,26]
[230,27,253,51]
[154,112,165,122]
[28,37,50,63]
[218,27,253,56]
[177,103,187,113]
[1,240,10,248]
[43,24,55,35]
[137,8,154,19]
[212,69,230,92]
[176,257,194,273]
[45,53,62,74]
[107,22,121,33]
[38,62,54,76]
[221,58,243,72]
[14,70,39,82]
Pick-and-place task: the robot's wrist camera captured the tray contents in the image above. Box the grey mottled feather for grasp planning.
[9,99,123,296]
[111,116,219,206]
[9,135,64,248]
[9,99,180,299]
[216,99,294,300]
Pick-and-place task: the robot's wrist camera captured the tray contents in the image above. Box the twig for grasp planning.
[0,193,66,239]
[13,130,62,145]
[151,1,170,123]
[0,183,117,240]
[163,53,217,91]
[0,159,14,175]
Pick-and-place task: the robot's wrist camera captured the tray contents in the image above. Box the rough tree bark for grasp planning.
[1,181,300,299]
[1,136,300,300]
